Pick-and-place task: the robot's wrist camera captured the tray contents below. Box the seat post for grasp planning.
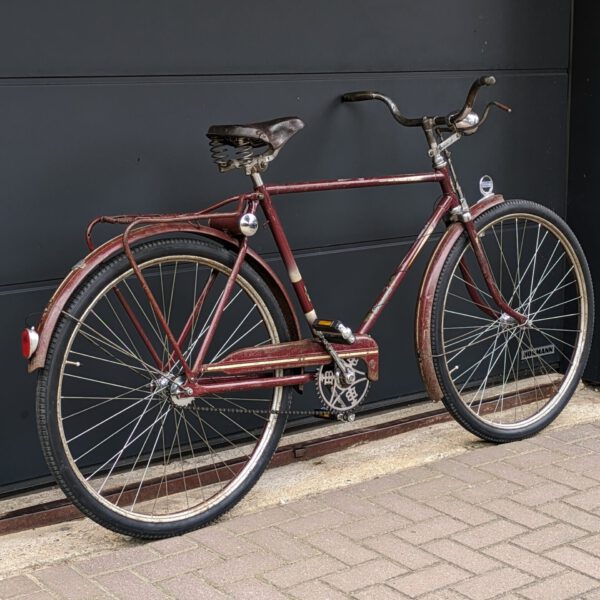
[250,171,264,190]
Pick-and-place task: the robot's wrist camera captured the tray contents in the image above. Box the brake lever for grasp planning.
[460,101,512,136]
[493,101,512,113]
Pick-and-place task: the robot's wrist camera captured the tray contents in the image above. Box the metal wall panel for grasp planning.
[0,1,569,77]
[567,1,600,382]
[0,1,572,490]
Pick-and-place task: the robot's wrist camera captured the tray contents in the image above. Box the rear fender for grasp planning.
[28,223,302,372]
[415,194,505,402]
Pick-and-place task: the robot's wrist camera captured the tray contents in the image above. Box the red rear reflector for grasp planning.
[21,328,39,359]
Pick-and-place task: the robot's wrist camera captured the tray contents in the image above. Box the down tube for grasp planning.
[358,194,456,335]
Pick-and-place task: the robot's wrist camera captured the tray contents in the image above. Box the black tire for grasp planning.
[431,200,593,442]
[37,237,292,538]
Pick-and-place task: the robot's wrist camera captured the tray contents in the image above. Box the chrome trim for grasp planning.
[203,349,378,373]
[239,213,259,236]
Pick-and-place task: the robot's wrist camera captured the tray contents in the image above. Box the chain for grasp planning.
[189,403,336,418]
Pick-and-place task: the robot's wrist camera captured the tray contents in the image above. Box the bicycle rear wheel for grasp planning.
[37,237,291,538]
[430,200,593,442]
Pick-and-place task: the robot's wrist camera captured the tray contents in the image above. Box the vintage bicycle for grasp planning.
[22,76,593,538]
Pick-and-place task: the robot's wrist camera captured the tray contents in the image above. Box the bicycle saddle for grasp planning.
[207,117,304,150]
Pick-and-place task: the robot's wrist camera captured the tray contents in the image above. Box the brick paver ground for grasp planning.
[2,421,600,599]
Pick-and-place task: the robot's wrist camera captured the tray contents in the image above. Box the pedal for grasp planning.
[312,409,356,422]
[313,409,337,420]
[312,319,355,344]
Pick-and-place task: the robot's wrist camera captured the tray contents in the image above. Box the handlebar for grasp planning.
[341,91,377,103]
[341,74,508,134]
[341,91,422,127]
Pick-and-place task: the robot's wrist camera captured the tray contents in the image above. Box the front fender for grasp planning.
[415,194,505,402]
[28,223,302,372]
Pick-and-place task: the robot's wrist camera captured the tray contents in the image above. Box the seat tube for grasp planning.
[254,176,317,324]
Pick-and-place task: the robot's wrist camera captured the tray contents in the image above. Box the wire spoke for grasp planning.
[121,279,171,360]
[64,311,162,377]
[210,304,258,362]
[68,392,158,445]
[444,321,501,364]
[444,309,496,323]
[82,400,166,477]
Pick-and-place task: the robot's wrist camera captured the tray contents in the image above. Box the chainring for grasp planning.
[316,358,370,414]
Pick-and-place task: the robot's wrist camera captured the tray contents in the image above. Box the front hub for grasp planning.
[498,312,532,330]
[498,312,518,328]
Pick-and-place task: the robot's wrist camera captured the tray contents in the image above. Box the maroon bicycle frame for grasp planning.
[261,169,451,335]
[95,163,523,398]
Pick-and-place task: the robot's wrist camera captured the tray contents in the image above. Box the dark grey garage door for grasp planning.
[0,1,571,491]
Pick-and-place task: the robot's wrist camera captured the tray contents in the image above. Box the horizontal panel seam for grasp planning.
[0,68,569,85]
[0,233,442,293]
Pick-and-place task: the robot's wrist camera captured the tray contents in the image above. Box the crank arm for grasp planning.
[313,330,355,382]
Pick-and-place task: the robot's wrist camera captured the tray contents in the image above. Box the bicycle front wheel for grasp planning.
[37,237,292,538]
[430,200,593,442]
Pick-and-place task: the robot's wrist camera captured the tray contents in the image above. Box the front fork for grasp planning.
[437,148,526,326]
[460,216,526,325]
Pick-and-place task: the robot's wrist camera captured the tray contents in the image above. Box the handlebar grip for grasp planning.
[341,91,377,103]
[480,75,496,87]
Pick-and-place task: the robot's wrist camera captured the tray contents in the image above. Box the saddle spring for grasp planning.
[209,137,256,173]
